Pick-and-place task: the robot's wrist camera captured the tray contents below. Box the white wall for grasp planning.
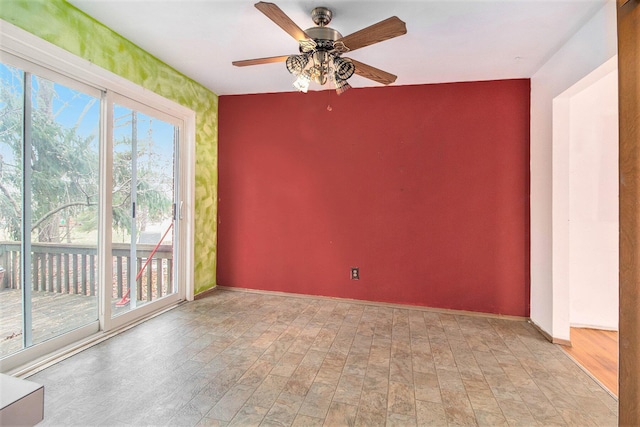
[550,57,618,339]
[568,70,619,330]
[530,0,617,339]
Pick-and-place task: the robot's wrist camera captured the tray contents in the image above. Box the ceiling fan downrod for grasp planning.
[311,7,332,27]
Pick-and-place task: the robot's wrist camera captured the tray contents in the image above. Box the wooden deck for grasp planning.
[0,289,132,358]
[0,241,175,359]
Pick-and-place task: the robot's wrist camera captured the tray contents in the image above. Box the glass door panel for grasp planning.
[28,74,100,346]
[111,103,177,317]
[0,62,100,357]
[0,63,24,358]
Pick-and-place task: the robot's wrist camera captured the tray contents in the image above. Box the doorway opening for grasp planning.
[552,56,619,395]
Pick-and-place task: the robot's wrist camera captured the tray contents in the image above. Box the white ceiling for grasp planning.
[68,0,606,96]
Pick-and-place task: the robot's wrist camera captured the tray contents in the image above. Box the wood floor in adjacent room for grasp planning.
[561,327,619,398]
[27,289,617,426]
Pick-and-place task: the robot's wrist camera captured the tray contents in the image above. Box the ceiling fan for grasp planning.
[232,2,407,94]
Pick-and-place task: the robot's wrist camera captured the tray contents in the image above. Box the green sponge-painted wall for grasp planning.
[0,0,218,294]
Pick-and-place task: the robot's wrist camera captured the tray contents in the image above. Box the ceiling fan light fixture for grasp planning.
[335,77,351,95]
[286,54,309,76]
[311,51,330,84]
[333,57,355,80]
[293,71,311,93]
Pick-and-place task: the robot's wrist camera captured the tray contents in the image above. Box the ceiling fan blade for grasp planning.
[255,2,310,42]
[346,58,397,85]
[232,55,289,67]
[337,16,407,52]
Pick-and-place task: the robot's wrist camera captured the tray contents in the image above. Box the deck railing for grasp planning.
[0,241,173,302]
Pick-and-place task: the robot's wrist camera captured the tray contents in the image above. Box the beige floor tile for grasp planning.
[259,340,290,362]
[343,354,369,376]
[291,414,324,427]
[269,362,298,378]
[323,401,357,427]
[411,349,434,374]
[474,408,508,426]
[227,404,268,427]
[355,389,387,426]
[245,374,289,409]
[196,417,229,426]
[239,359,275,387]
[533,413,569,426]
[314,366,343,386]
[298,381,336,419]
[386,412,417,427]
[387,380,416,416]
[389,356,413,385]
[300,348,328,369]
[206,384,256,422]
[311,328,338,350]
[282,365,318,397]
[587,411,619,427]
[498,398,538,426]
[416,399,447,426]
[27,289,618,427]
[441,389,477,426]
[333,373,364,406]
[414,371,442,403]
[363,365,390,395]
[262,392,304,427]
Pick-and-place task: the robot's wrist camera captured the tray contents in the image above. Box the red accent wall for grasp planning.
[218,79,530,317]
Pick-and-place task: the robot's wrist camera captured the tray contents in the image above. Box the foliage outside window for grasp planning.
[0,63,171,244]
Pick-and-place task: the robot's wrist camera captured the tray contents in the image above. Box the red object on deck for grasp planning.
[116,223,173,307]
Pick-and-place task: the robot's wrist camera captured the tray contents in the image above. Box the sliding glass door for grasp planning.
[110,98,179,319]
[0,50,191,369]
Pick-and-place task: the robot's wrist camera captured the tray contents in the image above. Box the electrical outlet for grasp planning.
[351,267,359,280]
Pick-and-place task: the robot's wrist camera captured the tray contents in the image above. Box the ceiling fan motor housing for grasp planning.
[305,26,343,43]
[306,7,342,50]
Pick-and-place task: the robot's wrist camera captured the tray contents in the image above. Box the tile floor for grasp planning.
[28,288,617,426]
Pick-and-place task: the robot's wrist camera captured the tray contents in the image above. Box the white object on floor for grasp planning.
[0,373,44,426]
